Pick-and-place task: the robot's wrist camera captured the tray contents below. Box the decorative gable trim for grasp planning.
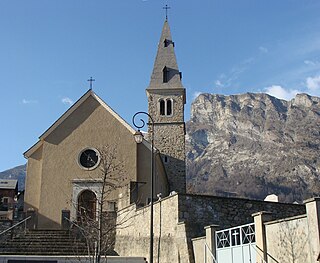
[24,140,43,159]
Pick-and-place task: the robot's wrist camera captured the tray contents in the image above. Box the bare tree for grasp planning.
[70,145,135,263]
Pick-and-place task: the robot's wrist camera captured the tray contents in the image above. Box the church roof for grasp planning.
[24,89,142,158]
[147,20,183,90]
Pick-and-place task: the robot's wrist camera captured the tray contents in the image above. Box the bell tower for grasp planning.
[146,19,186,193]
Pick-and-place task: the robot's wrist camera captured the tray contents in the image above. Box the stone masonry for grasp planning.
[147,90,186,194]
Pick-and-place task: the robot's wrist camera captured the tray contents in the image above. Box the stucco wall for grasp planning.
[265,215,311,263]
[304,197,320,261]
[24,145,42,213]
[136,143,169,207]
[191,237,205,263]
[115,194,192,263]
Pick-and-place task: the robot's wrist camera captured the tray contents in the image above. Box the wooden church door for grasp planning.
[77,190,97,222]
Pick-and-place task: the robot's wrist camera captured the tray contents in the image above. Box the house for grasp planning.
[0,179,18,210]
[0,179,18,220]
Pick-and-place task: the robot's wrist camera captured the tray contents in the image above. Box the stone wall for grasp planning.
[114,193,306,263]
[154,123,186,193]
[179,194,306,236]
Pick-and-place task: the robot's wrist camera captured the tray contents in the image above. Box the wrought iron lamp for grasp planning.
[132,111,155,263]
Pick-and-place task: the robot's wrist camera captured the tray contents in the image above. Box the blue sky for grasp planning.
[1,0,320,171]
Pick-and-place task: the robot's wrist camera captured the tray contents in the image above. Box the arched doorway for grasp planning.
[77,190,97,222]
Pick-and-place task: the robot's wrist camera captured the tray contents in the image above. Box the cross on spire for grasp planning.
[163,4,171,20]
[87,77,95,90]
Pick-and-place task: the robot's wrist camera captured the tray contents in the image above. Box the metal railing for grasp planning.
[64,217,93,260]
[0,216,31,237]
[251,245,267,263]
[204,242,218,263]
[64,216,86,232]
[255,244,280,263]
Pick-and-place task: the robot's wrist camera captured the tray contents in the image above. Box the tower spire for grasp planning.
[147,20,183,90]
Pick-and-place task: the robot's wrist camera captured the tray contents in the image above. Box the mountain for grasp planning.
[3,93,320,202]
[186,93,320,203]
[0,164,26,191]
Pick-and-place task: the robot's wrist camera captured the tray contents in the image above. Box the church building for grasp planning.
[23,19,186,230]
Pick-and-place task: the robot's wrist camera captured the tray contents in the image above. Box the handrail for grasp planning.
[204,242,218,263]
[0,216,31,236]
[255,244,280,263]
[64,217,86,232]
[251,245,268,263]
[252,245,267,263]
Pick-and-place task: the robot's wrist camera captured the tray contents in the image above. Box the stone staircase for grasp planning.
[0,229,88,255]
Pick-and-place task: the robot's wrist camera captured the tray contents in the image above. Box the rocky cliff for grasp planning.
[186,93,320,202]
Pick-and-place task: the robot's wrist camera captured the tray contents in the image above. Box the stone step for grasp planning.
[12,235,73,238]
[23,234,71,237]
[0,246,88,254]
[1,245,87,250]
[1,249,87,255]
[25,230,69,233]
[1,242,86,248]
[0,229,88,256]
[0,251,88,256]
[27,229,68,233]
[7,237,79,242]
[7,239,80,244]
[21,235,71,238]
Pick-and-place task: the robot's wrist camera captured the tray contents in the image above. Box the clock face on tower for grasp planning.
[78,148,100,170]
